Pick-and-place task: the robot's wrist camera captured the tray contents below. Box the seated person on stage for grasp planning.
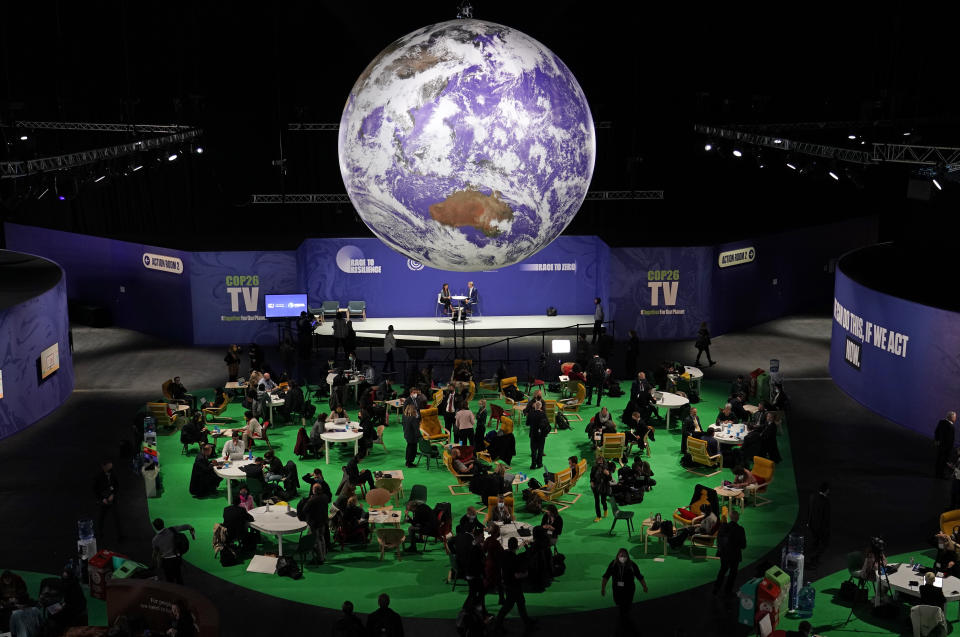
[730,374,749,400]
[668,503,718,548]
[439,283,453,314]
[345,454,376,491]
[716,404,737,426]
[451,447,476,475]
[406,500,438,552]
[221,431,245,460]
[242,411,263,448]
[222,493,255,543]
[189,444,222,497]
[702,427,720,456]
[920,571,947,610]
[457,506,485,536]
[729,465,757,489]
[729,392,750,423]
[489,494,513,524]
[263,450,285,482]
[463,280,478,315]
[302,468,333,499]
[258,372,278,394]
[180,412,209,449]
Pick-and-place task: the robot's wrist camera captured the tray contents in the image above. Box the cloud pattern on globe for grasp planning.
[338,19,595,272]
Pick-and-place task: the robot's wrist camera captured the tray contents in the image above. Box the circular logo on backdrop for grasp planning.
[143,254,151,266]
[335,245,365,273]
[407,259,424,271]
[748,248,756,260]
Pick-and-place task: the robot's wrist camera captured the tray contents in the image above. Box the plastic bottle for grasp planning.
[248,449,253,460]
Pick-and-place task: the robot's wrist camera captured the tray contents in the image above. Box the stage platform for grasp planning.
[313,314,594,341]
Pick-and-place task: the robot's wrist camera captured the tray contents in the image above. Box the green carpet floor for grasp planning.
[1,570,107,627]
[147,380,798,618]
[777,549,958,636]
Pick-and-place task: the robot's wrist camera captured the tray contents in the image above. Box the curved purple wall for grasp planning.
[0,262,75,439]
[829,261,960,438]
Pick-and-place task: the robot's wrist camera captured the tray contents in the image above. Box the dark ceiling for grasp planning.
[1,2,956,250]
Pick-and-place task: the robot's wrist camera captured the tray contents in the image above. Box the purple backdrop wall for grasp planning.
[0,263,75,440]
[297,236,609,319]
[609,247,713,340]
[829,264,960,438]
[4,224,194,343]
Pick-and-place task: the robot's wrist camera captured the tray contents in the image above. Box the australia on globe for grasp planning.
[338,19,596,271]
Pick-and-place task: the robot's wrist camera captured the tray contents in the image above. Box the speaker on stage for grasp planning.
[546,307,558,317]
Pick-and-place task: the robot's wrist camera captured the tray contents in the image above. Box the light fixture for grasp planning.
[38,188,49,200]
[773,139,783,144]
[57,195,66,201]
[848,134,856,140]
[94,175,106,183]
[19,135,28,141]
[732,149,742,158]
[828,171,839,181]
[903,131,911,137]
[195,146,204,154]
[132,164,144,172]
[860,140,866,145]
[704,143,712,151]
[167,152,179,161]
[786,162,797,170]
[933,178,942,190]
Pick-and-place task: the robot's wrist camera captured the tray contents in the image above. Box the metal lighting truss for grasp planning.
[871,144,960,167]
[287,121,614,131]
[1,129,202,178]
[249,190,663,204]
[1,120,195,133]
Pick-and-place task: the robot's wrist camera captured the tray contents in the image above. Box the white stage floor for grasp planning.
[314,314,594,341]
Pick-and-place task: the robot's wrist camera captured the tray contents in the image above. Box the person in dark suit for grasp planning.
[694,321,715,366]
[935,411,957,478]
[93,459,122,541]
[703,427,720,456]
[920,571,947,610]
[681,407,704,454]
[586,354,607,406]
[625,330,639,379]
[730,374,748,399]
[189,444,223,498]
[222,494,254,542]
[630,371,654,404]
[714,509,747,595]
[592,297,604,344]
[806,482,831,567]
[463,281,478,315]
[405,500,438,552]
[345,454,375,491]
[527,401,550,469]
[366,593,405,637]
[494,537,537,632]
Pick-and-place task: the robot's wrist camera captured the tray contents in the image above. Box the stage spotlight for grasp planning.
[704,143,712,151]
[94,175,106,183]
[38,188,48,200]
[786,162,797,170]
[19,135,28,141]
[828,171,839,181]
[132,164,144,172]
[732,149,742,158]
[903,131,912,137]
[773,139,783,144]
[195,146,204,154]
[847,134,856,140]
[57,195,66,201]
[934,178,942,191]
[167,152,179,161]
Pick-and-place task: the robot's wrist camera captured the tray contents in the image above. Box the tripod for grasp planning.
[841,542,892,628]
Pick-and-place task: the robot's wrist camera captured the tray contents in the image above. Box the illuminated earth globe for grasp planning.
[338,18,595,271]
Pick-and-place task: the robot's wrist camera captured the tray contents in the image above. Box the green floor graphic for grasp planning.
[147,380,798,618]
[777,549,957,636]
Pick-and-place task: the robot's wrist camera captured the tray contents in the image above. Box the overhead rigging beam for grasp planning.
[1,120,195,133]
[249,190,663,204]
[694,124,874,164]
[287,120,614,131]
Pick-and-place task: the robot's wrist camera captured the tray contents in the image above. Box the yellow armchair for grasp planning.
[941,510,960,536]
[419,407,450,443]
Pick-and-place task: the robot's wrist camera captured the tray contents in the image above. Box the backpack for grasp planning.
[555,413,570,430]
[276,555,302,579]
[547,382,562,393]
[551,553,566,577]
[173,529,190,556]
[303,402,317,420]
[521,489,542,514]
[219,544,240,566]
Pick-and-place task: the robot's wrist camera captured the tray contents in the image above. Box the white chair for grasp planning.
[910,604,947,637]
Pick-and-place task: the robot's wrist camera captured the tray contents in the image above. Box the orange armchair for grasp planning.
[749,456,775,507]
[419,407,450,443]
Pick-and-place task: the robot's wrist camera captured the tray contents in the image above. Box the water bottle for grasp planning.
[248,449,253,460]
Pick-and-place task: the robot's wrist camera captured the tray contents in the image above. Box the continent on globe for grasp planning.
[339,19,596,271]
[429,189,514,237]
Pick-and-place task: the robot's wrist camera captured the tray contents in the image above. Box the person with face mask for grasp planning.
[489,495,513,524]
[457,506,484,535]
[601,548,648,634]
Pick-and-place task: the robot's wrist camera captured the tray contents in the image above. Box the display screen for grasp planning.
[39,343,60,379]
[264,293,308,318]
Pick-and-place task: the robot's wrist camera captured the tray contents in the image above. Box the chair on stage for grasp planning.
[320,301,340,320]
[347,300,366,321]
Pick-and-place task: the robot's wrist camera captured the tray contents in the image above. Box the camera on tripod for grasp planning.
[870,536,886,557]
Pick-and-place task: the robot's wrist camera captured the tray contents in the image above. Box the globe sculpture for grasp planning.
[338,19,595,271]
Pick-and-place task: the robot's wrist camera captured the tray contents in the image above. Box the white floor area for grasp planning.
[313,314,594,339]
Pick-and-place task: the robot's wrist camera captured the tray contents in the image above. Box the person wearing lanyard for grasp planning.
[601,548,648,633]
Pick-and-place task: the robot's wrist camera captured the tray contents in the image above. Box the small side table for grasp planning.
[714,486,745,513]
[641,517,667,556]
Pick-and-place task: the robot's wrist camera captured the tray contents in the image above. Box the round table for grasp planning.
[320,430,363,464]
[683,366,704,394]
[490,520,534,550]
[655,391,690,430]
[714,424,747,445]
[248,505,308,557]
[214,458,255,502]
[326,372,365,404]
[324,420,361,432]
[511,474,530,494]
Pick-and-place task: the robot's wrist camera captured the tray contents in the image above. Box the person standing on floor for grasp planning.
[367,593,405,637]
[694,321,716,367]
[383,325,397,375]
[592,297,604,344]
[591,451,613,523]
[713,509,747,596]
[805,482,831,568]
[586,353,607,407]
[527,400,550,470]
[494,537,537,632]
[332,311,349,363]
[625,330,639,379]
[224,344,241,383]
[601,547,648,635]
[151,518,195,585]
[935,411,957,479]
[454,400,476,447]
[402,403,421,468]
[93,459,123,542]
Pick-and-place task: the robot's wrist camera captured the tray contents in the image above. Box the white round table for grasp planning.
[214,458,255,502]
[320,430,363,464]
[491,521,534,550]
[655,391,690,430]
[324,420,361,432]
[326,372,364,404]
[248,505,308,556]
[714,424,747,445]
[886,562,960,620]
[684,366,704,394]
